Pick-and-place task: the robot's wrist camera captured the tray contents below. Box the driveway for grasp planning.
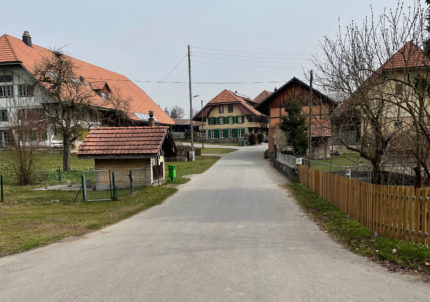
[0,145,429,301]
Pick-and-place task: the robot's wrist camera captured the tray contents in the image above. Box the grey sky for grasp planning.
[2,0,409,117]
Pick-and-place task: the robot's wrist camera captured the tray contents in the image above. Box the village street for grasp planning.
[0,145,429,301]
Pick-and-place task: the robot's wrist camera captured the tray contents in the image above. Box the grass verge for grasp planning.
[288,182,430,274]
[165,155,220,184]
[201,148,237,154]
[0,154,221,257]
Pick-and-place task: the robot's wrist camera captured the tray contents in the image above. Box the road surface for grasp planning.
[0,144,429,301]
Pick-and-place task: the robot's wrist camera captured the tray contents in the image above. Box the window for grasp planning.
[229,116,234,124]
[0,109,7,121]
[237,116,243,124]
[48,71,58,79]
[219,116,224,125]
[71,77,80,84]
[0,86,14,98]
[238,128,244,138]
[228,104,233,113]
[0,75,12,82]
[18,85,33,97]
[210,130,215,139]
[219,106,224,113]
[220,129,224,138]
[395,83,403,95]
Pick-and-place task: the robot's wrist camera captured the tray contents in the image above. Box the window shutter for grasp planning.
[234,116,238,124]
[2,110,7,121]
[224,129,229,138]
[0,132,2,144]
[215,129,220,138]
[224,116,228,124]
[232,129,237,138]
[241,116,245,124]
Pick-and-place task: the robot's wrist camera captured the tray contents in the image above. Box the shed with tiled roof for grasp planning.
[78,125,177,188]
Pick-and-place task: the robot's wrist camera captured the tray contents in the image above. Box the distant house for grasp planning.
[0,31,174,149]
[171,118,203,140]
[256,77,337,159]
[77,117,177,188]
[253,90,272,104]
[193,89,268,141]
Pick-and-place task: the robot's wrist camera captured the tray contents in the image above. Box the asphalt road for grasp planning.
[1,144,429,301]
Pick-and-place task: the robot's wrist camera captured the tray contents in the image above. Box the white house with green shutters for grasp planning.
[193,89,268,141]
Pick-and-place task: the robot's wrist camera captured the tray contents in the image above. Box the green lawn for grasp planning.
[310,152,370,172]
[0,151,94,185]
[288,182,430,274]
[0,154,220,257]
[165,156,220,184]
[201,148,237,154]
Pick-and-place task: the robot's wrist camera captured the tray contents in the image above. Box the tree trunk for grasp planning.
[371,162,382,185]
[414,163,422,188]
[62,137,71,172]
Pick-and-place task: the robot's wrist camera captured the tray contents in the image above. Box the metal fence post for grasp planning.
[1,174,4,202]
[58,166,62,184]
[112,172,117,201]
[81,175,87,201]
[129,170,133,194]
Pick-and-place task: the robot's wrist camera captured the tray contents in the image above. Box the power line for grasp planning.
[192,45,309,57]
[149,54,187,95]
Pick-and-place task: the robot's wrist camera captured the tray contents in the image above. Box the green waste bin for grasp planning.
[238,140,246,146]
[168,164,176,181]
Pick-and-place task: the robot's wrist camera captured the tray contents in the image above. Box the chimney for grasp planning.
[148,110,154,126]
[22,31,32,47]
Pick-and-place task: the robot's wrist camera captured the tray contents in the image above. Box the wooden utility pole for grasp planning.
[201,99,205,149]
[188,44,194,153]
[307,70,313,167]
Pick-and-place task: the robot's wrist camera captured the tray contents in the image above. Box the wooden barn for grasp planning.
[77,126,177,189]
[256,77,337,159]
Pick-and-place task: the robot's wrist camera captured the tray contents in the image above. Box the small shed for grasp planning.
[77,126,177,189]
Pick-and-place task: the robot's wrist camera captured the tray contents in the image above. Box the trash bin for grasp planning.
[238,140,246,146]
[168,164,176,181]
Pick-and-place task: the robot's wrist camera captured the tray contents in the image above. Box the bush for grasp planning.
[264,149,275,159]
[248,133,257,145]
[243,134,250,144]
[184,129,200,141]
[257,133,264,144]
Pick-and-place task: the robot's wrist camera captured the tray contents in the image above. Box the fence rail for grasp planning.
[299,165,430,245]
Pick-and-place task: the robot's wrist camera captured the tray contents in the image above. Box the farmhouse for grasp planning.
[77,117,177,189]
[0,31,174,149]
[256,77,337,159]
[193,89,268,141]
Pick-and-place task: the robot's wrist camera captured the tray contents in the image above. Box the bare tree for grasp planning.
[33,50,95,171]
[313,0,429,184]
[169,106,185,119]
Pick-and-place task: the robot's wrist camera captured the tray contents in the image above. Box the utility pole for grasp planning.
[201,99,205,149]
[188,44,194,155]
[307,70,313,167]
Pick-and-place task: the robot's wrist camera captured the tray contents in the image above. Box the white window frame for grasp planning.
[238,116,242,124]
[220,129,224,138]
[238,128,243,138]
[229,116,234,124]
[219,116,224,125]
[210,130,215,139]
[0,85,14,98]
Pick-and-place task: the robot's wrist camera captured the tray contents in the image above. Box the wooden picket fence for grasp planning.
[299,165,430,245]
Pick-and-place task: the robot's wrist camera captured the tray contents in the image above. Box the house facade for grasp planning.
[0,31,174,149]
[256,77,337,159]
[193,90,268,141]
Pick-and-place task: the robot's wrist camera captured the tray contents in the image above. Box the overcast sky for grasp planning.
[2,0,417,117]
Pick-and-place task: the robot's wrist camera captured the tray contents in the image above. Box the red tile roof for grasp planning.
[77,126,168,157]
[253,90,272,104]
[0,34,174,125]
[208,89,265,116]
[381,41,430,70]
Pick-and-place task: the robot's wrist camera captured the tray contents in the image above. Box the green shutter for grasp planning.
[0,131,3,144]
[217,117,220,125]
[232,129,238,138]
[1,110,7,121]
[214,129,220,138]
[234,116,238,124]
[224,129,229,138]
[241,116,245,124]
[224,116,228,124]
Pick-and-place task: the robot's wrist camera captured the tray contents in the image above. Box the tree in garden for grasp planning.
[169,106,185,119]
[313,0,430,185]
[279,99,308,156]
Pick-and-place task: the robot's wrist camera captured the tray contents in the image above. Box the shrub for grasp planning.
[264,149,275,159]
[248,133,257,145]
[243,134,250,144]
[257,133,264,144]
